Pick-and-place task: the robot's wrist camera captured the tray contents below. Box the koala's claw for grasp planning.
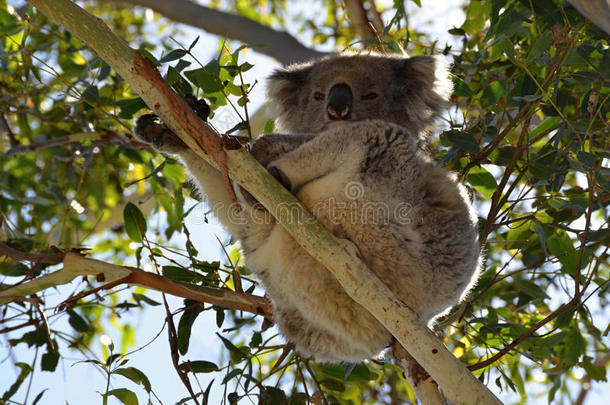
[268,165,292,192]
[184,93,210,122]
[134,114,187,152]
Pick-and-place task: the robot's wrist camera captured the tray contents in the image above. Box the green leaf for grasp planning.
[162,266,202,283]
[319,378,345,391]
[160,49,187,63]
[577,151,597,168]
[506,220,532,250]
[481,80,504,106]
[68,310,90,333]
[452,76,472,97]
[466,166,498,199]
[0,263,29,277]
[582,357,607,382]
[259,386,287,405]
[546,232,578,273]
[530,117,561,138]
[177,303,203,355]
[114,367,152,392]
[178,360,219,373]
[289,393,308,405]
[448,27,465,36]
[32,389,48,405]
[184,62,222,93]
[249,331,262,348]
[221,368,242,385]
[132,293,161,307]
[215,306,225,328]
[533,220,548,257]
[81,85,99,103]
[527,31,552,64]
[514,278,550,300]
[564,329,586,365]
[217,333,246,363]
[117,97,146,119]
[41,350,59,372]
[462,1,488,34]
[107,388,139,405]
[263,119,275,133]
[188,36,200,51]
[2,362,32,400]
[123,202,147,243]
[444,130,479,153]
[345,364,379,381]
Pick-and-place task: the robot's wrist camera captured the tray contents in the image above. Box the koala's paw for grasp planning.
[134,114,187,154]
[267,164,293,192]
[184,94,210,122]
[250,135,288,168]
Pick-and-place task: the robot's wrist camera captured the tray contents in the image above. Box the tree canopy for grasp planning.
[0,0,608,404]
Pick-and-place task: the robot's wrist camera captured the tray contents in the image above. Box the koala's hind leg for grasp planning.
[275,306,382,362]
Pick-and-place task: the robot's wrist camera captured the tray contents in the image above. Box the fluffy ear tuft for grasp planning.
[392,56,453,129]
[267,63,313,120]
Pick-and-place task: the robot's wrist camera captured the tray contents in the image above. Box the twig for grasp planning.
[0,113,17,146]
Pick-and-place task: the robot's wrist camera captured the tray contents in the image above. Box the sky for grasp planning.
[1,1,608,404]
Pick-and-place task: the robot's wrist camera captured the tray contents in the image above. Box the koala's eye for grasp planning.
[313,92,325,101]
[361,92,378,100]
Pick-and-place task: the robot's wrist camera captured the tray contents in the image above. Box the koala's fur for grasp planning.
[134,53,481,362]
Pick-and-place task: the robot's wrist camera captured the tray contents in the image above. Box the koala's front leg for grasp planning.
[134,97,245,236]
[268,121,409,193]
[236,133,317,206]
[250,133,317,168]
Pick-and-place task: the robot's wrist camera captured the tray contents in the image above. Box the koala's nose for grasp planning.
[326,83,352,120]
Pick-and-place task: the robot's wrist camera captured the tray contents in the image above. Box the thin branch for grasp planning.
[468,294,581,372]
[0,113,18,146]
[367,1,385,34]
[1,130,149,158]
[344,0,377,39]
[107,0,326,64]
[0,242,66,264]
[0,252,273,319]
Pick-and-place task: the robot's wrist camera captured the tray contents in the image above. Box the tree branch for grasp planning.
[1,131,148,158]
[107,0,327,64]
[22,1,500,403]
[568,0,610,35]
[0,251,273,319]
[344,0,377,39]
[392,340,446,405]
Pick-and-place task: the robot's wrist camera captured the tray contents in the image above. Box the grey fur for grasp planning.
[134,53,481,362]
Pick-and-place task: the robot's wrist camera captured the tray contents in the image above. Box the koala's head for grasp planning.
[267,53,452,134]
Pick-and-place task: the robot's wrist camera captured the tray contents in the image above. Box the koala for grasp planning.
[134,53,481,363]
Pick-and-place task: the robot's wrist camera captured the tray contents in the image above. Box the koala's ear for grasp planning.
[392,56,453,117]
[267,63,313,116]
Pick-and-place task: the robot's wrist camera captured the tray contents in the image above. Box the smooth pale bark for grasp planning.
[568,0,610,35]
[0,253,272,318]
[107,0,326,64]
[23,1,502,403]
